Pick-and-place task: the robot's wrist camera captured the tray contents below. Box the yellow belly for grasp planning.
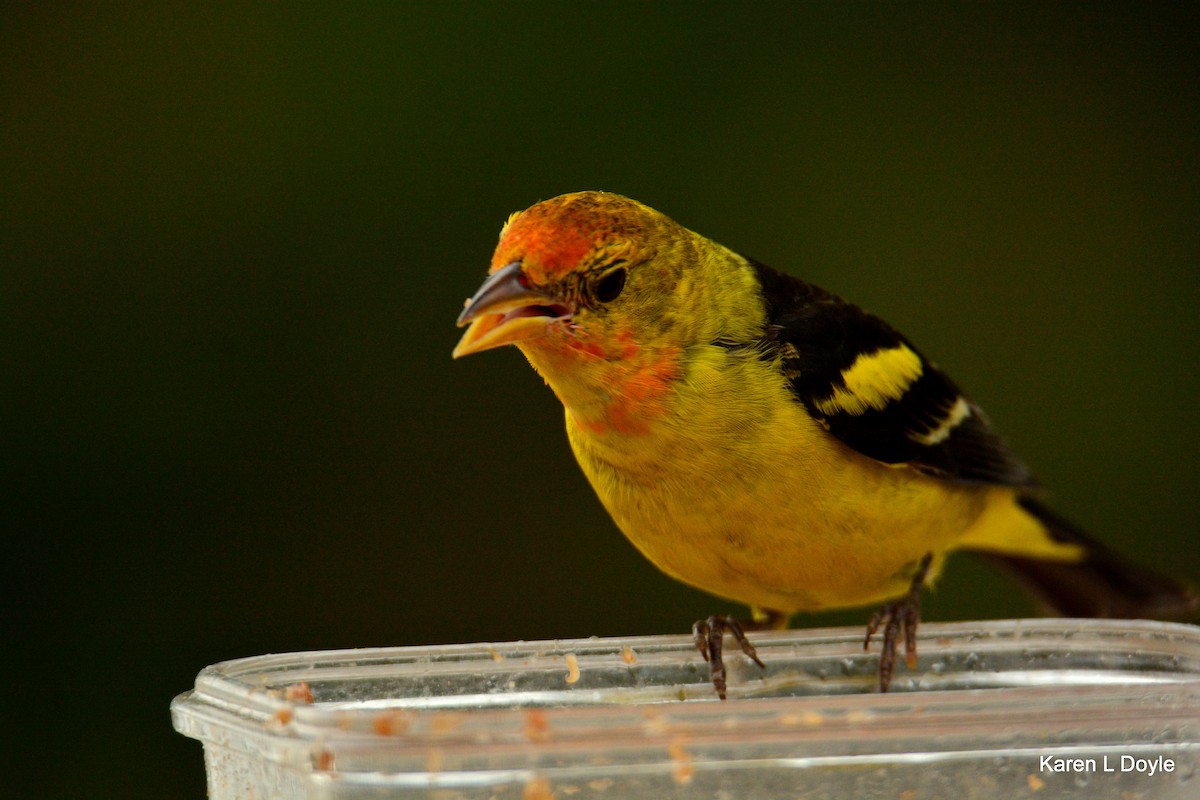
[563,353,990,613]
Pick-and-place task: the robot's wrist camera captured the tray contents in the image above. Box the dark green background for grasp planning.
[3,4,1196,797]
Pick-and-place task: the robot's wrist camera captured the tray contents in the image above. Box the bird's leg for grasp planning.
[692,610,782,700]
[863,552,934,692]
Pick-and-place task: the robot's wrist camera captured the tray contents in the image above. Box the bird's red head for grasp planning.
[454,192,671,359]
[456,192,745,436]
[489,192,651,284]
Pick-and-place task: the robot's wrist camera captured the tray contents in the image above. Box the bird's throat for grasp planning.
[519,340,683,438]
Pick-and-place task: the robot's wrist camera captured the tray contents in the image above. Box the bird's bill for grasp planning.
[453,262,572,358]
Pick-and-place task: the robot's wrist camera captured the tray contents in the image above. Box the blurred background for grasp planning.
[2,3,1196,797]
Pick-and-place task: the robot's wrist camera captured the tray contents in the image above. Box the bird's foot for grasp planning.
[863,552,934,692]
[692,615,766,700]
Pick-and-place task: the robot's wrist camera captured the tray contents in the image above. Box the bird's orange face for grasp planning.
[453,192,657,361]
[454,192,696,436]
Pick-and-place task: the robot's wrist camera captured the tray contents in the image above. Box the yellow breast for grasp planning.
[565,345,990,613]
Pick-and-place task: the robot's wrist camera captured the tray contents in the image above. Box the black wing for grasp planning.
[743,257,1035,487]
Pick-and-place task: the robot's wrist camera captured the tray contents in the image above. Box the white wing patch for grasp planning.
[910,396,971,445]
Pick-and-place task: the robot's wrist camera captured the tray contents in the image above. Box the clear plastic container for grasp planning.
[172,619,1200,798]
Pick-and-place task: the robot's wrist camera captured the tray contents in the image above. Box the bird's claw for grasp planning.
[692,615,765,700]
[863,552,933,692]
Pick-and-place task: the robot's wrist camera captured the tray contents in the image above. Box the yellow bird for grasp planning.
[454,191,1196,697]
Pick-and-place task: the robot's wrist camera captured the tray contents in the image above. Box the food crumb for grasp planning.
[621,645,637,665]
[284,681,315,704]
[587,779,614,791]
[431,712,464,734]
[777,710,823,726]
[373,710,411,736]
[565,652,580,684]
[272,708,294,726]
[1027,774,1045,791]
[523,775,555,800]
[668,737,693,785]
[315,748,336,772]
[641,713,669,735]
[524,709,551,742]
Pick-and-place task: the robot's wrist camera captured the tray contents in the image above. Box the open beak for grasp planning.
[453,262,573,358]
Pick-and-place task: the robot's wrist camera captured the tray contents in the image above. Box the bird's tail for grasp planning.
[981,496,1199,620]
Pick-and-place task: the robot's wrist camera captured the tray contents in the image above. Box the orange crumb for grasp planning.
[621,646,637,665]
[524,709,551,742]
[524,775,555,800]
[1028,774,1045,791]
[667,738,689,760]
[487,647,505,663]
[315,748,336,772]
[564,653,580,684]
[373,710,411,737]
[284,681,314,704]
[272,708,293,726]
[778,710,823,726]
[431,712,464,734]
[668,737,693,785]
[642,714,669,735]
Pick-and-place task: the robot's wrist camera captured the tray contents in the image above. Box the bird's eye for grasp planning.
[592,265,627,303]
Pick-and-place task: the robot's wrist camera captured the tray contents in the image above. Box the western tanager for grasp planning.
[453,191,1197,698]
